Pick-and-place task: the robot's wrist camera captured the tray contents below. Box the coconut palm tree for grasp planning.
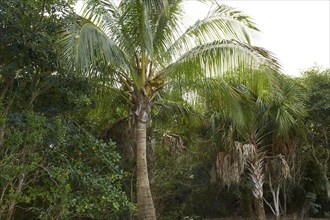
[60,0,278,219]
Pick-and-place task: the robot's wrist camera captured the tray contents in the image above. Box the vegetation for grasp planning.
[0,0,329,220]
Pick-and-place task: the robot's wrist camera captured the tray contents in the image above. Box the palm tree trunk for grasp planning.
[242,186,254,219]
[254,197,266,220]
[250,156,266,220]
[136,118,156,220]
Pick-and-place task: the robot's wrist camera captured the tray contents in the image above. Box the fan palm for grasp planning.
[60,0,278,219]
[208,72,306,220]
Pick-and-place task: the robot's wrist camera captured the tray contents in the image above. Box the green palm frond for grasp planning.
[163,3,259,63]
[223,68,275,100]
[119,0,153,56]
[164,39,279,79]
[82,0,121,39]
[167,75,256,132]
[208,2,259,32]
[272,76,307,138]
[59,18,130,75]
[152,0,184,66]
[82,0,138,60]
[83,0,118,22]
[144,0,169,12]
[152,98,200,133]
[253,74,307,139]
[89,81,132,120]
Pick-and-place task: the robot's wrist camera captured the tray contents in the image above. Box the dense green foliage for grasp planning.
[0,0,132,219]
[0,0,329,219]
[299,68,330,217]
[1,111,131,219]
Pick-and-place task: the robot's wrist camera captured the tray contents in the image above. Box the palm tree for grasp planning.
[211,72,306,220]
[60,0,278,219]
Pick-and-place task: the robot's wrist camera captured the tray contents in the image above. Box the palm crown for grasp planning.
[61,0,278,94]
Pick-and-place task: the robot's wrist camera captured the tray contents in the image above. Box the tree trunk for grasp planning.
[6,172,26,220]
[242,186,254,219]
[324,173,330,201]
[274,186,280,219]
[0,123,5,146]
[136,119,156,220]
[254,197,266,220]
[283,184,287,216]
[6,202,16,220]
[249,155,266,220]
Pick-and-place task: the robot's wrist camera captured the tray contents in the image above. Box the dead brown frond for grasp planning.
[215,141,257,186]
[162,133,186,155]
[265,154,290,186]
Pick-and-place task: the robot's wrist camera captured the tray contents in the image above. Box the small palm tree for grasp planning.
[211,72,306,220]
[60,0,278,219]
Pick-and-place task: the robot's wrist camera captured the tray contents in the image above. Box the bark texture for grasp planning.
[136,119,156,220]
[324,173,330,201]
[249,156,266,220]
[254,197,266,220]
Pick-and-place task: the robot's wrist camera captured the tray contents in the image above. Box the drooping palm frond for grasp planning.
[264,154,290,186]
[143,0,169,12]
[118,0,154,57]
[59,18,130,75]
[82,0,118,23]
[82,0,140,61]
[82,0,121,40]
[163,3,260,64]
[162,133,186,155]
[164,40,279,80]
[207,2,259,32]
[153,98,198,122]
[216,142,257,186]
[151,0,184,66]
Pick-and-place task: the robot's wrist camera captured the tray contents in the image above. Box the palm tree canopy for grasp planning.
[60,0,279,97]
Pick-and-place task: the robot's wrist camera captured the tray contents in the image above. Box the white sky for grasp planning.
[76,0,330,77]
[185,0,330,77]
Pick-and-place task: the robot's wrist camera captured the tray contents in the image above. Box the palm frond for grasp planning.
[119,0,153,56]
[83,0,118,22]
[82,0,122,42]
[144,0,169,12]
[59,19,129,75]
[154,98,197,120]
[89,81,132,120]
[216,142,257,186]
[164,39,279,80]
[164,3,259,63]
[152,0,184,66]
[268,75,307,138]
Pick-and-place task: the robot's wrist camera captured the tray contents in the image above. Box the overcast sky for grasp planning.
[76,0,330,77]
[185,0,330,76]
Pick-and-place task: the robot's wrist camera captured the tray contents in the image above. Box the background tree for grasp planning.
[0,1,131,219]
[298,68,330,217]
